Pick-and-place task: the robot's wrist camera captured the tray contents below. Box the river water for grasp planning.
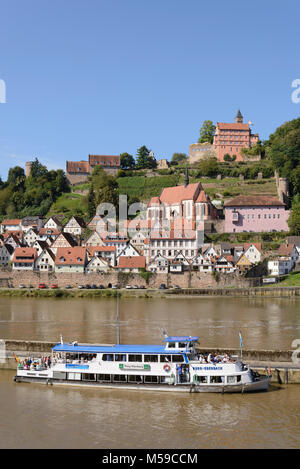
[0,296,299,449]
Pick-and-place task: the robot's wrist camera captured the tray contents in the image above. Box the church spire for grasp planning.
[235,109,243,123]
[184,165,189,188]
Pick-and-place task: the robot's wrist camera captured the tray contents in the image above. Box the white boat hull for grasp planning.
[14,374,271,393]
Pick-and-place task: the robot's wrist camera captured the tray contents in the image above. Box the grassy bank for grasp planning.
[274,272,300,287]
[0,288,119,298]
[0,285,300,298]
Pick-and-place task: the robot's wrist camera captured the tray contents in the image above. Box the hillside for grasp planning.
[46,171,278,221]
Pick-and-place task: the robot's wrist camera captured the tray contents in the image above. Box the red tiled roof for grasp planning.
[148,197,161,207]
[195,190,209,203]
[87,246,116,256]
[277,244,295,257]
[216,123,250,131]
[244,242,262,252]
[13,247,37,263]
[3,229,23,238]
[1,219,22,226]
[88,155,120,167]
[55,247,86,265]
[118,256,146,269]
[38,228,61,236]
[224,195,285,207]
[159,183,201,205]
[66,161,90,173]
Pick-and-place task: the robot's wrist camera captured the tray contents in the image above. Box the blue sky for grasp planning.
[0,0,300,179]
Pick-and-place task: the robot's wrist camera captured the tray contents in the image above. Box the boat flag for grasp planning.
[239,331,243,348]
[13,353,19,363]
[267,364,271,375]
[60,335,64,345]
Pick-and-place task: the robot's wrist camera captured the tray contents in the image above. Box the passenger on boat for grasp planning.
[176,363,183,383]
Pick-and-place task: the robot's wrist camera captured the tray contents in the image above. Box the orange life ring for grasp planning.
[163,364,171,372]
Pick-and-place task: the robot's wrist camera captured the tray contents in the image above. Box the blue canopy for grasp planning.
[53,343,185,355]
[163,336,199,343]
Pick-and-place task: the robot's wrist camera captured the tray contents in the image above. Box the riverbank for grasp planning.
[1,339,299,384]
[0,285,299,298]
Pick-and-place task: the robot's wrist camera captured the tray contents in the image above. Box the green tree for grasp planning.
[120,152,135,170]
[288,201,300,235]
[198,120,216,144]
[264,117,300,195]
[87,183,96,219]
[171,153,187,165]
[29,158,48,178]
[7,166,25,187]
[135,146,157,169]
[196,157,219,177]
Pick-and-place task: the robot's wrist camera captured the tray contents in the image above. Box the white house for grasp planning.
[44,216,62,231]
[147,254,169,274]
[34,248,56,272]
[0,244,14,267]
[12,247,37,271]
[243,243,262,264]
[23,228,39,247]
[191,253,214,273]
[116,243,140,265]
[63,216,86,237]
[83,231,104,247]
[85,256,110,273]
[0,219,22,233]
[86,246,116,267]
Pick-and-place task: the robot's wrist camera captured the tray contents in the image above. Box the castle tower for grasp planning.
[235,109,243,124]
[25,161,33,177]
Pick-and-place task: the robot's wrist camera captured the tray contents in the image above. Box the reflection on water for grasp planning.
[0,296,299,349]
[0,370,299,449]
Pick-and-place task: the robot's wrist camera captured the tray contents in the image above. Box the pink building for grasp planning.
[213,110,259,162]
[224,195,290,233]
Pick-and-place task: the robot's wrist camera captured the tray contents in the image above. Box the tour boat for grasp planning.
[14,335,271,393]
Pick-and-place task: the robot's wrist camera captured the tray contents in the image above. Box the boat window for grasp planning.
[97,374,111,382]
[82,373,96,381]
[160,355,172,363]
[128,375,143,383]
[227,375,236,384]
[113,374,127,382]
[237,375,241,382]
[144,355,158,363]
[160,376,169,383]
[128,354,142,362]
[102,354,114,361]
[144,375,159,383]
[167,342,176,348]
[210,376,225,384]
[114,354,127,362]
[196,375,208,384]
[178,342,187,348]
[171,355,184,363]
[67,373,81,381]
[53,371,67,380]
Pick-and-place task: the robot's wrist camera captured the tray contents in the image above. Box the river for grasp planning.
[0,296,299,449]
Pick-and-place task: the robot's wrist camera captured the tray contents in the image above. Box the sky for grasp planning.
[0,0,300,179]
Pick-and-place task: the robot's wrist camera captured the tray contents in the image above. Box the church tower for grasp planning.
[235,109,243,124]
[184,165,189,188]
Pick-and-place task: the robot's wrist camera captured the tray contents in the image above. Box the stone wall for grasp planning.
[66,172,89,185]
[0,270,260,289]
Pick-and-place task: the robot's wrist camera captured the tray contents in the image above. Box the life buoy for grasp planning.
[163,364,171,372]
